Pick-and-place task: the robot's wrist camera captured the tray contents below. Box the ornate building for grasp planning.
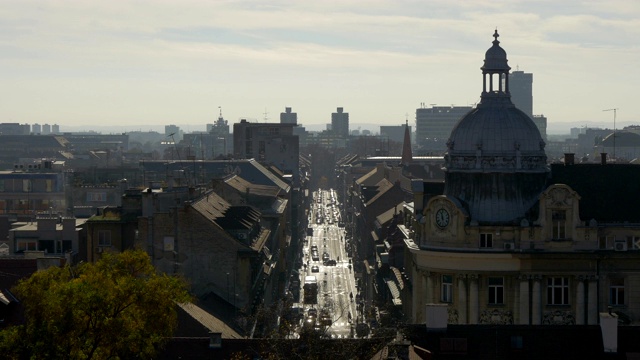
[404,31,640,326]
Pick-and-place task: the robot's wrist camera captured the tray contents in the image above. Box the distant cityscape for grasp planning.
[2,30,640,359]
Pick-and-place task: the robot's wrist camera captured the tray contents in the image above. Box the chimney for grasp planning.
[564,153,575,165]
[601,153,608,165]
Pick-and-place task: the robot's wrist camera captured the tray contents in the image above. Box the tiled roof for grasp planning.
[224,175,281,198]
[177,302,242,339]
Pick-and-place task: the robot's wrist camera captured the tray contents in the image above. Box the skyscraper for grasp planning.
[331,107,349,138]
[509,70,533,118]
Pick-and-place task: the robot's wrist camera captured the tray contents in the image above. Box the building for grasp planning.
[42,124,51,135]
[380,124,411,144]
[509,69,547,140]
[280,107,297,125]
[509,70,533,118]
[404,31,640,328]
[331,107,349,138]
[165,124,183,142]
[207,108,231,158]
[233,120,300,186]
[31,123,41,135]
[415,105,472,154]
[0,123,30,135]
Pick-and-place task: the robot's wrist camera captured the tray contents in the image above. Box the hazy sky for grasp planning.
[2,1,639,133]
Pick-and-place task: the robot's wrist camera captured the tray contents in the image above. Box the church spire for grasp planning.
[401,118,413,166]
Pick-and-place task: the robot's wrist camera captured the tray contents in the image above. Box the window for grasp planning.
[488,277,504,304]
[480,233,493,248]
[23,179,31,192]
[609,278,625,306]
[98,230,112,246]
[245,142,253,156]
[441,275,453,303]
[552,210,566,239]
[547,277,569,305]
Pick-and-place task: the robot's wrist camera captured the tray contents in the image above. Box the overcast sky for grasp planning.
[1,0,639,133]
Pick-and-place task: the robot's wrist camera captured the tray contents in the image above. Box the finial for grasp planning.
[405,113,409,126]
[493,29,499,43]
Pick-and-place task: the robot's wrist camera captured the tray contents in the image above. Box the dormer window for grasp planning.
[552,210,566,240]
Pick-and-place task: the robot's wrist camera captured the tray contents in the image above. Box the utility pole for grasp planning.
[603,108,619,160]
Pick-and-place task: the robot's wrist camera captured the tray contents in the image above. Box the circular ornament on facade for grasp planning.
[435,208,450,228]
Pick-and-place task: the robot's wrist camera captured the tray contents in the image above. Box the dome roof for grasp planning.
[448,102,545,155]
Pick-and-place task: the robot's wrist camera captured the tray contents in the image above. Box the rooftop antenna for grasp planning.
[263,108,269,122]
[603,108,619,160]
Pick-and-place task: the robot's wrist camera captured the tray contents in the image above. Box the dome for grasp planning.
[447,102,546,158]
[443,31,548,224]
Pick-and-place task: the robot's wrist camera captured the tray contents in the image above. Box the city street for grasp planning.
[294,189,358,338]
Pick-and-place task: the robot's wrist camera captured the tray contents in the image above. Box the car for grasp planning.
[325,259,337,266]
[322,252,330,261]
[311,265,319,273]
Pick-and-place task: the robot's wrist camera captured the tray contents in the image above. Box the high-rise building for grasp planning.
[233,119,299,185]
[165,125,182,142]
[331,107,349,138]
[509,70,533,118]
[42,124,51,135]
[52,124,60,134]
[0,123,30,135]
[280,107,297,125]
[415,105,472,153]
[380,124,411,143]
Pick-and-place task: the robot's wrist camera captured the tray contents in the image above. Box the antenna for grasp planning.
[263,108,269,122]
[603,108,619,160]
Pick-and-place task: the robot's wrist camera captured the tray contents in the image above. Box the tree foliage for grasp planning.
[0,249,191,360]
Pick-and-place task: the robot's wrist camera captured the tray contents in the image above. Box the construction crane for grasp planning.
[603,108,619,160]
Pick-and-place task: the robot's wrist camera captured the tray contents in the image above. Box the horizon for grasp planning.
[2,1,638,129]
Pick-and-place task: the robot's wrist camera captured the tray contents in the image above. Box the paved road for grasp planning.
[295,189,358,338]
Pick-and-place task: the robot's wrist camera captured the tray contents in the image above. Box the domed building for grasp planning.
[402,31,640,331]
[444,30,547,224]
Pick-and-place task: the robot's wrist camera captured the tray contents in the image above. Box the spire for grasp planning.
[401,120,413,166]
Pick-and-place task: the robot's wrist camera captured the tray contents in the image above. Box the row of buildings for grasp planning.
[328,31,640,357]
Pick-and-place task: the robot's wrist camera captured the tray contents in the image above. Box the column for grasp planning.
[575,277,585,325]
[587,277,598,325]
[426,272,435,303]
[519,276,530,324]
[532,276,541,325]
[458,275,467,324]
[469,275,479,324]
[418,271,427,323]
[411,267,420,323]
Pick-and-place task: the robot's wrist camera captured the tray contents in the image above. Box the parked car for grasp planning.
[311,265,319,273]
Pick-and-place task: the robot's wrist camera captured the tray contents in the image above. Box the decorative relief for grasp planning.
[479,309,514,325]
[447,155,546,171]
[448,308,459,324]
[542,310,575,325]
[546,187,573,207]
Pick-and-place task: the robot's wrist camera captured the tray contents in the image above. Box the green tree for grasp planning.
[0,249,191,359]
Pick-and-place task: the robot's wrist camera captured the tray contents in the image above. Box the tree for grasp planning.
[0,249,191,360]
